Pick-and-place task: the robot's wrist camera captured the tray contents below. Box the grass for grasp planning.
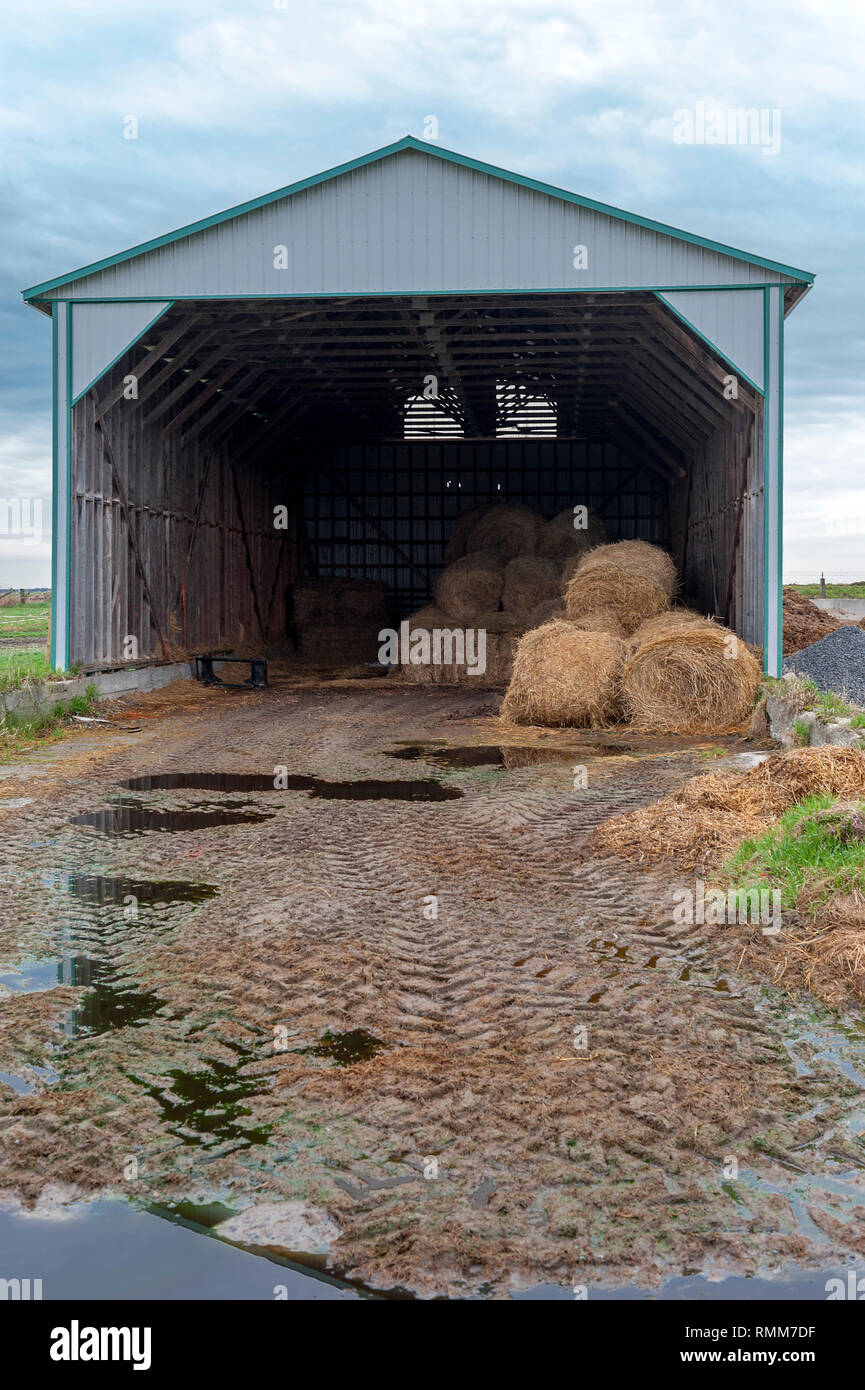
[0,601,53,688]
[792,716,812,746]
[723,793,865,911]
[788,582,865,598]
[0,682,100,760]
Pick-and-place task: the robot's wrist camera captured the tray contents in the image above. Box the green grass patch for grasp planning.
[723,794,865,911]
[0,601,54,689]
[788,582,865,598]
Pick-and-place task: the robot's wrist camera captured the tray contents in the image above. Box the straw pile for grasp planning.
[590,746,865,871]
[536,507,607,566]
[292,577,387,664]
[621,613,760,733]
[501,621,626,727]
[463,504,543,561]
[501,555,560,618]
[434,550,504,622]
[565,540,677,635]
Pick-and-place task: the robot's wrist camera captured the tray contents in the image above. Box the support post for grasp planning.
[763,287,784,676]
[51,302,71,670]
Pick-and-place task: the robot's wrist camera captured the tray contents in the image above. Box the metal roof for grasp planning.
[22,136,815,304]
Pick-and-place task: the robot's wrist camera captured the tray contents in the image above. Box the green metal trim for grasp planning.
[64,303,72,671]
[21,135,815,301]
[777,288,785,670]
[762,288,770,672]
[50,304,58,664]
[69,301,174,406]
[655,291,765,396]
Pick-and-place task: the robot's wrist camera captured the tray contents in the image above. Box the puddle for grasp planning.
[63,957,165,1037]
[133,1056,272,1148]
[296,1029,385,1066]
[63,874,219,906]
[0,958,62,993]
[0,1199,360,1300]
[70,803,274,835]
[122,774,280,793]
[514,1265,859,1300]
[386,743,621,769]
[119,772,462,802]
[0,1063,60,1095]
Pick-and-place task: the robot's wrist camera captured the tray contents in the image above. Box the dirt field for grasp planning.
[2,674,865,1298]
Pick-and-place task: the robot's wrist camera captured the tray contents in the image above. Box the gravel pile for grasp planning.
[783,623,865,704]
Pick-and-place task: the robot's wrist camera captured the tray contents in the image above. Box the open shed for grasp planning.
[22,136,813,677]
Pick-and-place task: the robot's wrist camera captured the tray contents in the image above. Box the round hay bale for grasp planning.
[501,555,560,617]
[565,541,677,635]
[434,550,504,622]
[537,507,607,566]
[464,504,543,560]
[501,620,626,728]
[475,610,525,634]
[630,609,711,647]
[578,540,678,596]
[405,604,451,630]
[621,619,761,733]
[569,606,627,639]
[443,506,487,564]
[525,598,566,629]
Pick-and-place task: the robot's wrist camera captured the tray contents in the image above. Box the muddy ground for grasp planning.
[2,673,865,1298]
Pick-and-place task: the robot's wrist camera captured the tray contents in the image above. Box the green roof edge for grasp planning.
[21,135,815,302]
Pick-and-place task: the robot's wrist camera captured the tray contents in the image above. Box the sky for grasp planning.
[1,0,863,585]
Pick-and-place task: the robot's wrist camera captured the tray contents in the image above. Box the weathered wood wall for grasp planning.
[69,365,293,666]
[669,397,763,645]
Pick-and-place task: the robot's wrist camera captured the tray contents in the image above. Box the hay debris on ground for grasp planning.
[536,507,606,566]
[565,540,677,635]
[501,555,560,617]
[590,745,865,871]
[434,550,504,622]
[501,620,626,727]
[463,504,543,561]
[782,587,841,655]
[621,615,760,734]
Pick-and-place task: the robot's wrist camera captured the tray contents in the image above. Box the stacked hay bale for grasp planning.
[292,577,387,665]
[621,612,761,733]
[565,540,678,636]
[502,620,626,727]
[501,537,761,733]
[399,502,611,689]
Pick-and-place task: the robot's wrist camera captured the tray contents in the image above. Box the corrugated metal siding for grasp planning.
[45,151,797,302]
[70,302,171,401]
[302,438,667,621]
[657,289,765,390]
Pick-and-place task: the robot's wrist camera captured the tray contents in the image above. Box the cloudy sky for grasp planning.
[1,0,862,585]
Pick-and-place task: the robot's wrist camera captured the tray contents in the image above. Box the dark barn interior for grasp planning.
[69,290,765,667]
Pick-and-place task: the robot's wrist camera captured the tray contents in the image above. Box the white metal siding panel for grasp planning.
[658,289,765,391]
[45,150,797,301]
[70,301,171,401]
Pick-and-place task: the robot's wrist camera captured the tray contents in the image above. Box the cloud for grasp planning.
[1,0,863,587]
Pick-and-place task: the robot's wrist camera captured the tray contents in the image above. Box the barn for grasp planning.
[22,136,813,678]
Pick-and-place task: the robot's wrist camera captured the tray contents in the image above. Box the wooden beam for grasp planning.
[94,318,197,420]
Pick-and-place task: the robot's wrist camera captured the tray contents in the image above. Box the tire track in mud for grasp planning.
[2,688,865,1296]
